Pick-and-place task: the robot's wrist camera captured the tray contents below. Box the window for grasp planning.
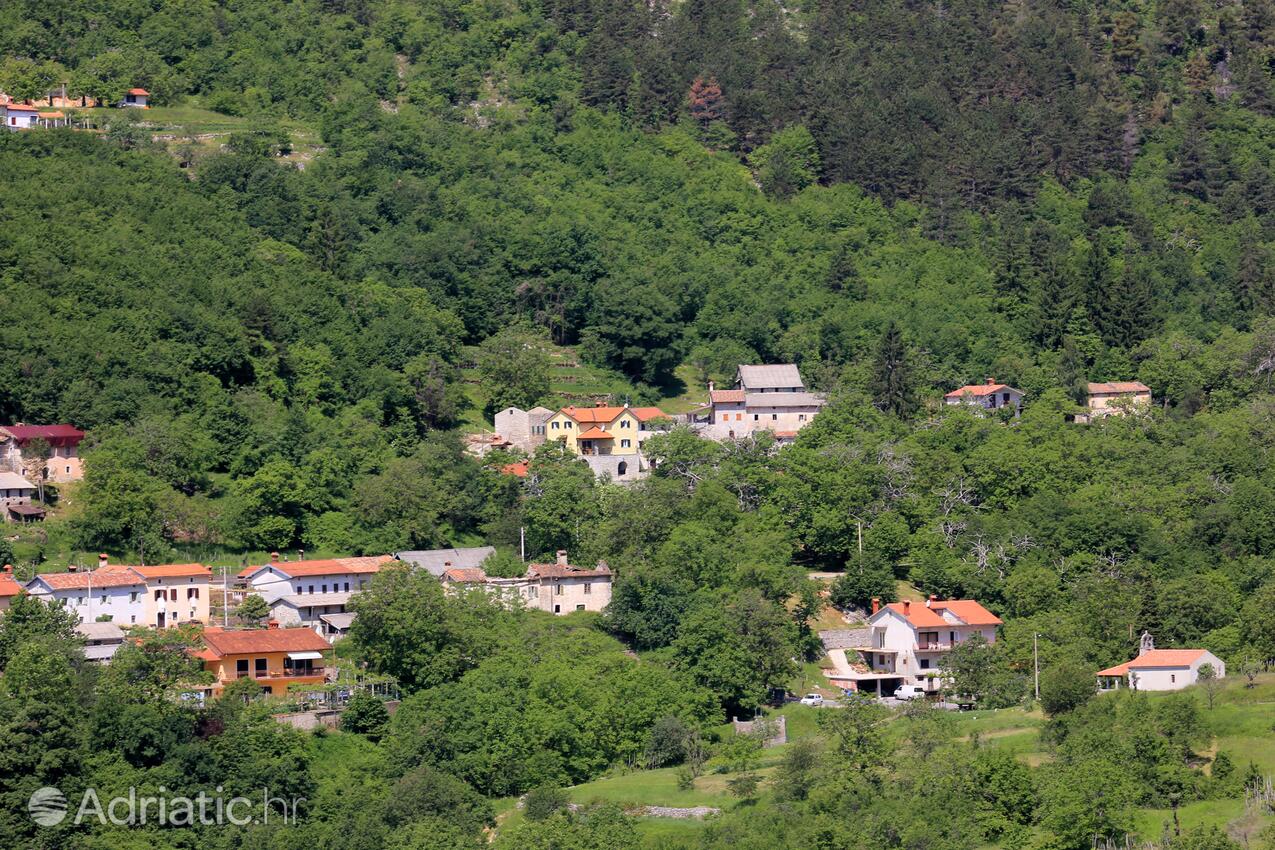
[799,414,806,421]
[576,604,585,611]
[100,594,108,605]
[344,582,350,592]
[949,631,956,644]
[878,654,886,665]
[1002,393,1010,405]
[555,583,563,595]
[554,604,561,613]
[170,589,178,601]
[620,439,631,448]
[236,659,249,677]
[528,585,538,598]
[78,596,85,606]
[620,420,630,428]
[188,588,199,599]
[1171,674,1176,683]
[552,421,560,430]
[130,615,136,624]
[772,413,778,420]
[920,658,931,670]
[130,592,139,603]
[308,585,315,594]
[321,584,328,593]
[565,421,572,429]
[754,414,759,421]
[584,583,592,595]
[255,658,268,675]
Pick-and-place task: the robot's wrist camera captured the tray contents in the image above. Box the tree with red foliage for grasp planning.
[687,76,724,125]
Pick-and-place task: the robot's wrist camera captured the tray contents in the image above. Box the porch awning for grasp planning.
[287,651,324,661]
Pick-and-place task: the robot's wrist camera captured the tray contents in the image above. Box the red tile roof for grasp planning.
[131,563,211,580]
[0,424,85,442]
[199,626,330,658]
[500,461,529,477]
[630,407,669,422]
[945,383,1013,399]
[34,568,145,591]
[127,88,150,96]
[443,567,487,583]
[561,405,627,423]
[0,577,22,597]
[560,405,668,424]
[245,555,392,580]
[881,599,1001,628]
[3,104,38,112]
[931,600,1002,626]
[709,389,746,404]
[1097,649,1209,677]
[577,426,614,440]
[1087,381,1150,394]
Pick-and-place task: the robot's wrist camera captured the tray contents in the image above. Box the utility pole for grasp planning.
[1033,633,1040,702]
[520,527,526,562]
[223,566,229,627]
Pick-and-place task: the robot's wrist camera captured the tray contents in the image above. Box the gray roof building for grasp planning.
[395,546,497,577]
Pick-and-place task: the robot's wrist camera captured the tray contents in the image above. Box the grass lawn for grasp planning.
[1130,797,1266,841]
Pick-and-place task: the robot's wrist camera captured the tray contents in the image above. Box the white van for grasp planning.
[893,684,926,701]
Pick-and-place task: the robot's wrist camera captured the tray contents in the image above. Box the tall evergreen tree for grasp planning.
[870,322,916,417]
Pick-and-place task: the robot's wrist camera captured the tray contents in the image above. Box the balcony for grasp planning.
[915,642,953,652]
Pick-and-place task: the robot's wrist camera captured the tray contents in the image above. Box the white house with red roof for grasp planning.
[26,566,148,626]
[825,595,1002,696]
[702,364,825,442]
[240,553,394,629]
[440,549,612,615]
[2,102,40,130]
[121,88,150,108]
[0,423,87,481]
[1096,632,1224,692]
[25,556,212,627]
[944,379,1025,416]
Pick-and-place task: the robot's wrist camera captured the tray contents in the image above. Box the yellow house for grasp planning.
[546,404,668,457]
[193,624,331,698]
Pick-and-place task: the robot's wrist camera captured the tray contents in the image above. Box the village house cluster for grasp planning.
[1,86,149,131]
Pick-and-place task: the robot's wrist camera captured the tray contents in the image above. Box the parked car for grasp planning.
[799,693,824,706]
[893,684,926,701]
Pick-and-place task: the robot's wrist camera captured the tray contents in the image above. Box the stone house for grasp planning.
[0,424,86,482]
[702,364,825,441]
[440,550,612,615]
[493,406,554,453]
[1076,381,1152,423]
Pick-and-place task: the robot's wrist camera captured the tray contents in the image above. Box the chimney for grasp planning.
[298,549,304,560]
[556,550,569,566]
[927,594,936,608]
[67,564,78,572]
[443,561,452,568]
[986,377,996,385]
[903,600,911,616]
[270,552,280,563]
[99,553,109,569]
[267,619,279,629]
[870,597,880,615]
[2,564,10,574]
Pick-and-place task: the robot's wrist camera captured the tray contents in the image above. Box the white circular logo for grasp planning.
[28,786,67,826]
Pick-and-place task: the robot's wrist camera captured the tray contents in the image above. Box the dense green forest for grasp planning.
[2,0,1275,846]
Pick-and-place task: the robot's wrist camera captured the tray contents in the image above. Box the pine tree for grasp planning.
[870,322,917,417]
[826,241,866,298]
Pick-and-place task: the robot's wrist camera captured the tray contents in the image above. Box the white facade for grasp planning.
[829,598,1001,696]
[26,572,147,626]
[1097,640,1225,692]
[701,365,825,441]
[441,551,612,615]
